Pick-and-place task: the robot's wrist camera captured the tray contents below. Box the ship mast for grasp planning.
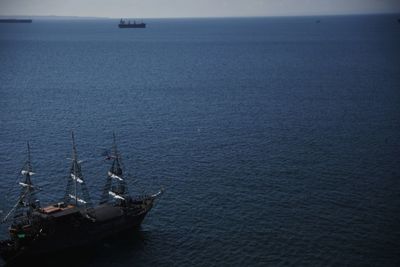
[63,132,92,208]
[72,132,78,206]
[100,133,129,204]
[2,142,40,224]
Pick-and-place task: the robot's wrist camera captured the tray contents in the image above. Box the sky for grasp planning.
[0,0,400,18]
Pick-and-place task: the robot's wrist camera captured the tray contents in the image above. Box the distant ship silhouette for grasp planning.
[0,19,32,23]
[118,18,146,28]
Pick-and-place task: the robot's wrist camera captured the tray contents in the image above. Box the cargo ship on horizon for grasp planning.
[0,19,32,23]
[118,18,146,28]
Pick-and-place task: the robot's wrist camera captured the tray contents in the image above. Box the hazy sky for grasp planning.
[1,0,400,18]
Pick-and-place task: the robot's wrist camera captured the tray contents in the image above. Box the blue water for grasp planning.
[1,15,400,266]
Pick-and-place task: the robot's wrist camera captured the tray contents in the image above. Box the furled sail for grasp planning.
[70,173,83,183]
[69,194,87,204]
[21,170,35,176]
[151,189,164,198]
[108,171,123,181]
[108,191,125,200]
[19,182,34,188]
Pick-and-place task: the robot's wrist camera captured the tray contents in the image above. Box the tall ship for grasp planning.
[118,18,146,28]
[0,133,162,264]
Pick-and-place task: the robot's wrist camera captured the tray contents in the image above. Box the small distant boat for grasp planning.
[118,18,145,28]
[0,19,32,23]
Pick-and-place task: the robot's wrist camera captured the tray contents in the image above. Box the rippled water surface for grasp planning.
[0,15,400,266]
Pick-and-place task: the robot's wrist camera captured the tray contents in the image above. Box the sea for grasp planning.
[0,14,399,266]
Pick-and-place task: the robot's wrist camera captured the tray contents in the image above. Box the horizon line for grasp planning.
[0,11,400,20]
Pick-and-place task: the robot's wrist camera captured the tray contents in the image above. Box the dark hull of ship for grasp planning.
[0,201,153,264]
[118,24,146,28]
[0,19,32,23]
